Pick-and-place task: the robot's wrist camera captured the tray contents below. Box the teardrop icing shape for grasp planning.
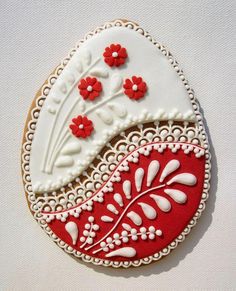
[22,19,211,268]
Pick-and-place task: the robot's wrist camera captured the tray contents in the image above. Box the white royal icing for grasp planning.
[150,194,172,212]
[65,221,78,245]
[30,26,197,193]
[138,202,157,220]
[22,19,211,269]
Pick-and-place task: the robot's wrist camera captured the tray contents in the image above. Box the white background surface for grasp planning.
[0,0,236,290]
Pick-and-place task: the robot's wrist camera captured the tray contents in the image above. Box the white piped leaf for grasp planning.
[167,173,197,186]
[113,193,124,207]
[101,215,113,222]
[108,103,127,118]
[75,60,83,73]
[147,160,160,186]
[55,156,74,167]
[96,109,113,125]
[127,211,142,225]
[81,49,91,66]
[164,189,187,204]
[123,180,131,199]
[138,202,157,220]
[47,105,56,114]
[61,142,81,155]
[65,222,78,245]
[135,168,145,192]
[107,204,119,215]
[122,223,132,231]
[90,67,109,78]
[150,194,171,212]
[106,247,136,258]
[110,73,123,94]
[159,159,180,182]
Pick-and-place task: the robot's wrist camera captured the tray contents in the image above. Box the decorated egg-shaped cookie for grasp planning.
[22,19,211,268]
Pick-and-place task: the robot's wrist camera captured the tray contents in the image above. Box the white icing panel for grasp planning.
[30,26,196,192]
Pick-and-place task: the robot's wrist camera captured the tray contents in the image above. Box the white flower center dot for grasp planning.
[87,85,93,92]
[112,52,118,58]
[79,124,84,129]
[132,84,138,91]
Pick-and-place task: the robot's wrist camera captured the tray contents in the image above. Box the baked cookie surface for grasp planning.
[22,19,211,268]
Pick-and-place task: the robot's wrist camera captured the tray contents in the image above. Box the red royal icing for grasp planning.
[123,76,147,100]
[47,143,205,262]
[103,44,128,67]
[78,77,102,101]
[69,115,94,138]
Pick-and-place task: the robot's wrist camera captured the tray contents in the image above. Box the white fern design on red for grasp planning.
[43,142,205,261]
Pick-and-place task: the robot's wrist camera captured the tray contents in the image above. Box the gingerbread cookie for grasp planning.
[22,19,211,268]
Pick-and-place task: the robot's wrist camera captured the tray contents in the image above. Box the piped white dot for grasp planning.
[112,52,118,58]
[87,85,93,92]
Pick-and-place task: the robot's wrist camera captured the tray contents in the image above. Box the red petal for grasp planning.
[114,44,121,51]
[104,57,114,67]
[124,89,134,98]
[93,81,102,92]
[85,126,93,136]
[69,124,77,131]
[114,58,121,67]
[118,47,127,58]
[80,89,89,99]
[110,44,116,51]
[78,129,86,138]
[89,91,99,100]
[78,78,87,89]
[118,58,125,65]
[72,116,81,125]
[71,118,78,125]
[132,76,142,84]
[90,77,97,85]
[123,79,132,89]
[103,48,112,57]
[86,77,97,85]
[133,91,144,100]
[138,82,147,92]
[82,116,88,123]
[69,124,79,136]
[84,120,92,127]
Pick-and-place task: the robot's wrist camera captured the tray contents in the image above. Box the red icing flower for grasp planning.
[69,115,94,138]
[78,77,102,101]
[123,76,147,100]
[103,44,127,67]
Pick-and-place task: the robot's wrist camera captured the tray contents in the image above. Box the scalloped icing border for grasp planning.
[21,19,211,268]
